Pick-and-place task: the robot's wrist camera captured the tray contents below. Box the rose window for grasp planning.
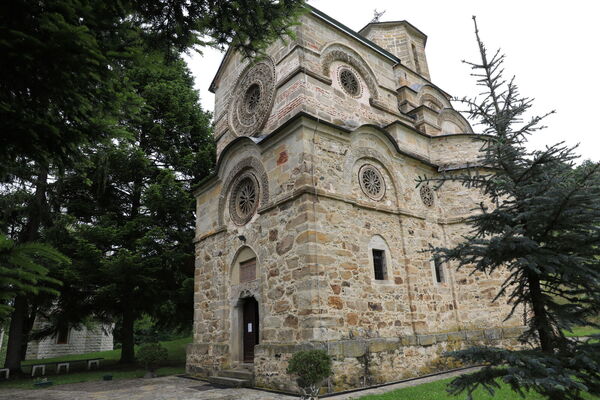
[228,59,276,137]
[420,185,435,207]
[339,68,360,97]
[229,173,260,225]
[244,84,261,112]
[359,164,385,201]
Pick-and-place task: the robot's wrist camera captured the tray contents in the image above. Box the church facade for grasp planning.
[187,6,523,392]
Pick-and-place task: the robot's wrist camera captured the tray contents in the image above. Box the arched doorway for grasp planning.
[242,297,259,362]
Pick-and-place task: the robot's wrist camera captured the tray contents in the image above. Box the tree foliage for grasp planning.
[52,48,214,364]
[137,342,168,374]
[1,0,306,372]
[287,350,333,399]
[0,0,306,173]
[0,235,67,321]
[418,18,600,400]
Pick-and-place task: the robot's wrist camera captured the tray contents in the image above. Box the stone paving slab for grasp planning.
[0,376,296,400]
[0,367,480,400]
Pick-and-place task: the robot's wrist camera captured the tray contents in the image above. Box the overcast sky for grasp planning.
[184,0,599,162]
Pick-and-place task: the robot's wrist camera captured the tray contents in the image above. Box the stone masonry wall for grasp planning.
[26,324,113,360]
[254,329,524,393]
[211,12,441,160]
[189,118,524,390]
[191,7,523,393]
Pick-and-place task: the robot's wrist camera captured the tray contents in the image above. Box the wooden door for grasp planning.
[242,298,259,363]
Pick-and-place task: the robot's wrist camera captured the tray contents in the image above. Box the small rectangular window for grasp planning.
[56,325,69,344]
[372,249,386,280]
[433,257,445,283]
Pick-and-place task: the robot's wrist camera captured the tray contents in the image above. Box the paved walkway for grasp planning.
[0,367,479,400]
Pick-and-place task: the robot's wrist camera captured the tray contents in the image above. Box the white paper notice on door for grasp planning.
[247,323,253,333]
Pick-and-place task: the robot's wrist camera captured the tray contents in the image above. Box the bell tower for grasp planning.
[359,20,430,80]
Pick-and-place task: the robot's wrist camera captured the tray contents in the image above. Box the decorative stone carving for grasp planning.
[229,171,260,225]
[338,67,361,97]
[321,43,380,100]
[359,164,385,200]
[420,184,435,207]
[228,58,276,137]
[218,157,270,226]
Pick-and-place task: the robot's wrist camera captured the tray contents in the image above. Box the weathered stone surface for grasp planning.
[189,6,526,396]
[328,296,344,310]
[417,335,436,346]
[276,235,294,255]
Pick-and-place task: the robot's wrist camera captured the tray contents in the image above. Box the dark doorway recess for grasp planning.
[242,297,259,363]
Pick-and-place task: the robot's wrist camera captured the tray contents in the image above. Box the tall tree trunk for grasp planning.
[20,303,38,360]
[527,271,555,353]
[117,138,143,365]
[119,306,135,364]
[4,296,27,373]
[4,166,49,374]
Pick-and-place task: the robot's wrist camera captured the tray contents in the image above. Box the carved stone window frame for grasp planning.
[229,171,260,225]
[228,58,276,137]
[420,184,435,207]
[359,164,386,201]
[336,66,363,98]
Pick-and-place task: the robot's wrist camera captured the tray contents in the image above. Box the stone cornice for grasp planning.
[193,184,475,244]
[253,326,527,355]
[195,112,490,198]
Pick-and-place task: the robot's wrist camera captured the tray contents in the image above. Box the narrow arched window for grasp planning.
[372,249,386,280]
[432,257,445,284]
[412,43,422,74]
[368,235,392,282]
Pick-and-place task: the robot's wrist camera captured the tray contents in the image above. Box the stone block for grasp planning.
[400,335,417,346]
[368,338,400,353]
[484,328,502,341]
[465,330,484,341]
[417,334,436,346]
[341,340,367,358]
[447,331,467,342]
[502,326,525,338]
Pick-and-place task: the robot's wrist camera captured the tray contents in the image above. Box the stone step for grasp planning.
[238,362,254,371]
[219,369,254,380]
[208,375,250,388]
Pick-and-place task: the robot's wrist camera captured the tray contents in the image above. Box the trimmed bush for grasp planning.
[137,343,168,377]
[287,349,332,399]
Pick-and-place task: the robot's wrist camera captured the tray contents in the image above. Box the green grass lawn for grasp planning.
[0,336,191,390]
[563,325,600,338]
[359,376,600,400]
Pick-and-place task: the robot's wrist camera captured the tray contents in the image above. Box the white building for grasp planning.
[25,321,113,360]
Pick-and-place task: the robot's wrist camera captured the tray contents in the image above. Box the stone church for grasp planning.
[187,6,523,393]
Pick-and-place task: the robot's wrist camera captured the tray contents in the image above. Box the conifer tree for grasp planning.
[54,48,214,364]
[0,0,306,172]
[1,0,305,372]
[419,18,600,400]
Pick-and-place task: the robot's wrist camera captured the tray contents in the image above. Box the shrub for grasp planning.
[137,342,168,377]
[287,349,332,399]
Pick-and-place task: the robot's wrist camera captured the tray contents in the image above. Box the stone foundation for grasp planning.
[188,326,525,393]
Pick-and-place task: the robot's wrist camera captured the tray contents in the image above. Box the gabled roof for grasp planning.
[209,5,403,93]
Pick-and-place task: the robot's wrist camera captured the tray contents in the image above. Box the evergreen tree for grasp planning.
[419,18,600,400]
[0,236,66,322]
[0,0,306,172]
[56,49,214,364]
[1,0,304,372]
